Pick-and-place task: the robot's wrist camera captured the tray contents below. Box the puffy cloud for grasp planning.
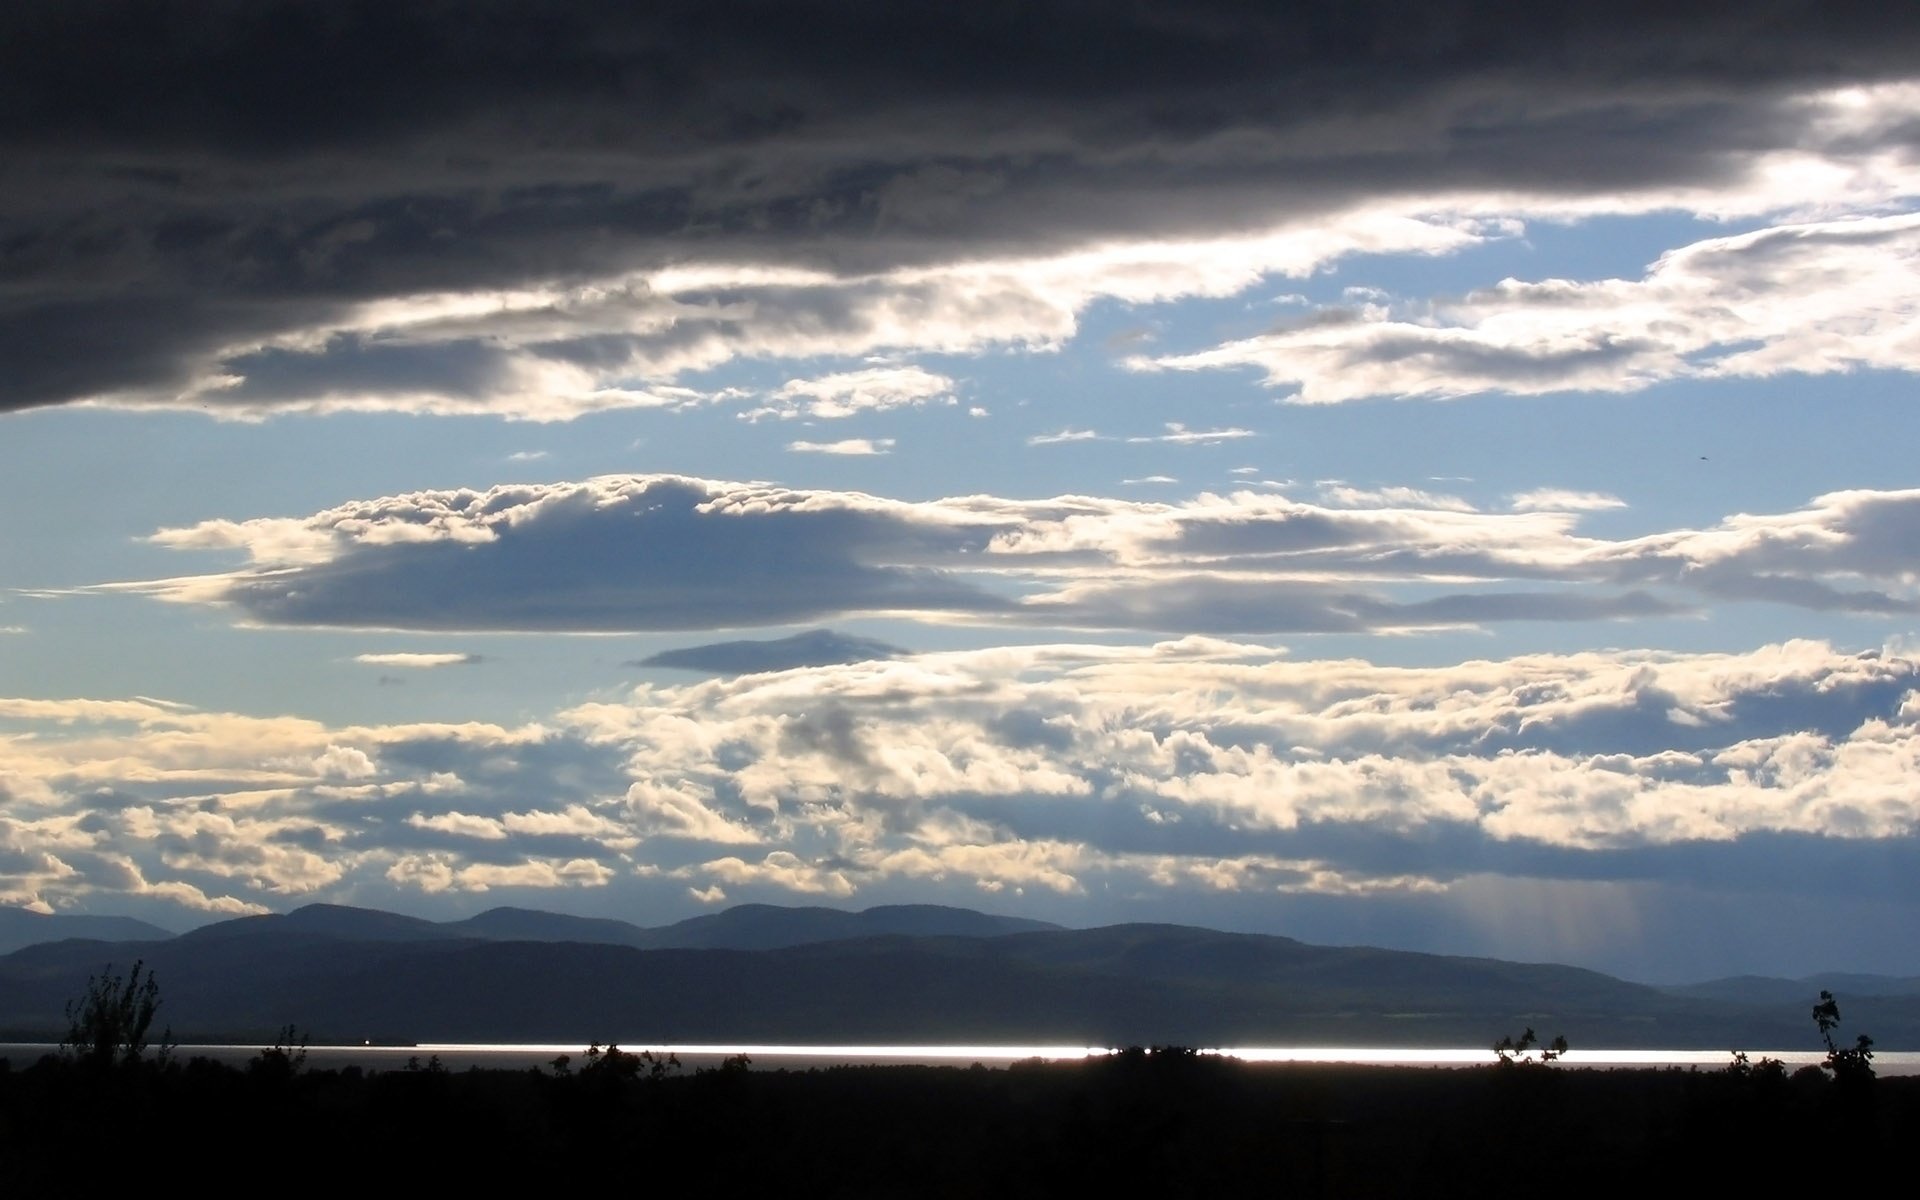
[624,781,762,845]
[556,636,1920,891]
[385,854,616,894]
[312,745,378,780]
[698,852,856,898]
[5,636,1920,977]
[747,366,953,421]
[406,812,509,841]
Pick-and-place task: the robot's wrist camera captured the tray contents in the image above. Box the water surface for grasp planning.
[9,1042,1918,1074]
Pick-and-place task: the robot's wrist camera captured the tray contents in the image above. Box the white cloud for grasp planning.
[787,438,895,455]
[312,745,378,780]
[1510,489,1628,513]
[386,854,616,894]
[1133,212,1920,404]
[624,780,761,844]
[407,812,508,840]
[1316,484,1476,512]
[749,366,953,421]
[698,852,856,898]
[1028,429,1107,446]
[115,476,1920,635]
[1125,423,1256,445]
[4,637,1919,942]
[354,652,481,668]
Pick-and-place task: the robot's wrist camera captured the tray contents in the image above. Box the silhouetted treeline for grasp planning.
[3,1045,1913,1197]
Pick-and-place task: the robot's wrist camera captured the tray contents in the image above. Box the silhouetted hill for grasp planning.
[639,902,1061,949]
[443,906,654,947]
[5,913,1914,1049]
[0,908,172,956]
[1663,972,1920,1006]
[178,903,460,944]
[125,900,1058,955]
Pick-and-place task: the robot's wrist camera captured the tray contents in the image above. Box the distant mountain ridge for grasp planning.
[0,907,174,955]
[630,902,1060,949]
[2,900,1914,1050]
[1661,972,1920,1006]
[0,900,1059,956]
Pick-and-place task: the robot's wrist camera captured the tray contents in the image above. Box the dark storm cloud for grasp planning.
[5,1,1919,414]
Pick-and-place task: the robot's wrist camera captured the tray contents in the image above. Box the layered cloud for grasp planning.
[5,639,1917,976]
[118,474,1920,634]
[636,629,905,675]
[5,4,1920,418]
[1136,213,1920,402]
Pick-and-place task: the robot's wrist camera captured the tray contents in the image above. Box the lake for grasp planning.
[8,1041,1920,1074]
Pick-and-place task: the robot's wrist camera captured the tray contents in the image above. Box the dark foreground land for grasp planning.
[2,1046,1911,1198]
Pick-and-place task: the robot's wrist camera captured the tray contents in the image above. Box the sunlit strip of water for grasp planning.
[8,1043,1920,1074]
[309,1044,1920,1075]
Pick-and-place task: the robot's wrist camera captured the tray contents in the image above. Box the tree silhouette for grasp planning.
[1492,1027,1567,1065]
[1812,990,1874,1086]
[578,1042,679,1082]
[248,1024,309,1082]
[61,960,172,1070]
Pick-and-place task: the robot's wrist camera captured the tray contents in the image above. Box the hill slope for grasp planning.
[4,908,1909,1050]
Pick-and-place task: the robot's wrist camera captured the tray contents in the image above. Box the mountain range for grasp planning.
[2,902,1913,1051]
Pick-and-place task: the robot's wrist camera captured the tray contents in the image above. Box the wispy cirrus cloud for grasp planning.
[1028,429,1108,446]
[1125,424,1256,446]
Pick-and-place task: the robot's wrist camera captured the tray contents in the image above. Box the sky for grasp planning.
[5,1,1920,983]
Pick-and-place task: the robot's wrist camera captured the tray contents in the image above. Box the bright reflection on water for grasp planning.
[6,1042,1918,1074]
[419,1044,1920,1075]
